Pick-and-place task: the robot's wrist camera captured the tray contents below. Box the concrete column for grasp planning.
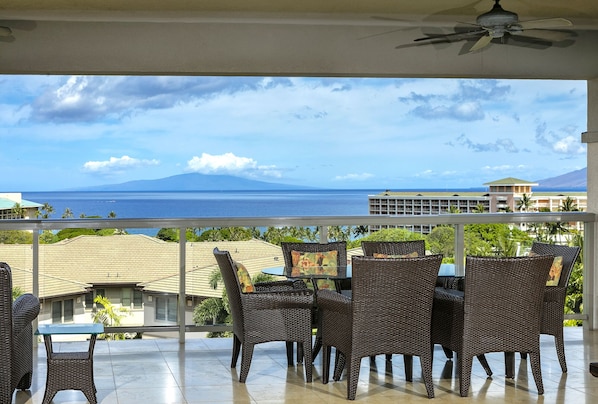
[582,79,598,329]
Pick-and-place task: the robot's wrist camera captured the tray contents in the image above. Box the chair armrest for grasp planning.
[12,293,40,335]
[242,289,314,310]
[317,289,351,315]
[544,285,566,303]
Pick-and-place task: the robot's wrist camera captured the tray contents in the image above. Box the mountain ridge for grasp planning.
[72,168,588,192]
[535,167,587,189]
[73,173,316,191]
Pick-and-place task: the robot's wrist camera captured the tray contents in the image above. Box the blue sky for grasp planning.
[0,75,587,191]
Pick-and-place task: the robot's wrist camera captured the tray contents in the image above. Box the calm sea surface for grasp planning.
[23,190,377,221]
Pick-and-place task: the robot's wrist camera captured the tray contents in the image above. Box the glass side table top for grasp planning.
[36,323,104,335]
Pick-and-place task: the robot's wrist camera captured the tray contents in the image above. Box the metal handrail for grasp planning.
[1,211,594,341]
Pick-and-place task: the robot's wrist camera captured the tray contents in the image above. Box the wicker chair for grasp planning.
[213,248,314,383]
[319,254,443,400]
[361,240,427,362]
[0,262,40,404]
[432,255,554,397]
[518,242,581,373]
[280,241,347,359]
[361,240,426,257]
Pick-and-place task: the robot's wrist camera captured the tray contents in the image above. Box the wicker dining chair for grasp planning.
[518,241,581,373]
[432,255,554,397]
[319,254,443,400]
[0,262,40,404]
[213,248,314,383]
[361,240,426,257]
[280,241,347,359]
[361,239,427,362]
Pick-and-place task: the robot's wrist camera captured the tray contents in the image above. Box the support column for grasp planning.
[581,78,598,330]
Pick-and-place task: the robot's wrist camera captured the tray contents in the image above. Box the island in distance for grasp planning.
[70,167,587,192]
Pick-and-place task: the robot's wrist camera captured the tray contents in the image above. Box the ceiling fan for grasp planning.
[412,0,573,52]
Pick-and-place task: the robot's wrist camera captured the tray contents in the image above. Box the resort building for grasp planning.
[369,177,587,234]
[0,193,42,219]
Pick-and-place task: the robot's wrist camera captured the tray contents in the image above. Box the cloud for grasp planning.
[399,79,511,122]
[186,152,281,178]
[482,164,526,172]
[83,155,160,174]
[333,173,374,181]
[29,76,294,124]
[454,134,519,153]
[535,122,586,156]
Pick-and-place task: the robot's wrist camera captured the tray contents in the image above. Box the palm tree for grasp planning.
[517,193,534,212]
[560,196,579,212]
[11,203,25,218]
[447,205,461,214]
[92,295,130,340]
[41,202,55,218]
[62,208,74,218]
[472,203,486,213]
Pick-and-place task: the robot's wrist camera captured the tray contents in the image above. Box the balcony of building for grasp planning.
[10,327,598,403]
[1,212,596,402]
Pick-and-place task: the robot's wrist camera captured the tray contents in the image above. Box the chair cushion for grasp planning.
[372,251,419,258]
[290,250,338,277]
[235,262,254,293]
[529,252,564,286]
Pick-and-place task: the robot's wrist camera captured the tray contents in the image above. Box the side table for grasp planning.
[36,323,104,404]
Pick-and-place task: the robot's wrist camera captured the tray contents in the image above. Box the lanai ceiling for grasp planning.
[1,0,598,79]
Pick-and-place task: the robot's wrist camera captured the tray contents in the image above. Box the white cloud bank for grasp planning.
[186,152,281,178]
[83,155,160,173]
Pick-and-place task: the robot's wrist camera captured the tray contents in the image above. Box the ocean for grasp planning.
[23,190,376,219]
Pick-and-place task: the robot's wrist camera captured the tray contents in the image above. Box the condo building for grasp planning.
[368,177,587,234]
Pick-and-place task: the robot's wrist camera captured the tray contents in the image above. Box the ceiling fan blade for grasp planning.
[518,18,572,30]
[414,28,486,42]
[469,34,493,52]
[511,29,572,42]
[0,26,12,37]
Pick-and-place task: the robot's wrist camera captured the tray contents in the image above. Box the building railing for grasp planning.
[0,211,595,342]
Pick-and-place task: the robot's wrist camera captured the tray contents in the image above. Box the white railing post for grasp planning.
[319,225,328,243]
[178,226,186,343]
[454,223,465,276]
[585,220,595,329]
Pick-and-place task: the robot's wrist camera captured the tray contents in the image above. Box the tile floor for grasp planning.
[12,327,598,403]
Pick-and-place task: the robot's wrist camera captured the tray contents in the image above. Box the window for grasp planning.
[52,299,74,323]
[133,290,143,308]
[155,296,177,322]
[122,288,143,308]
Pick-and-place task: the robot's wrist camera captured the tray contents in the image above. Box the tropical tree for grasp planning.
[36,202,55,218]
[426,226,454,258]
[472,203,486,213]
[560,196,579,212]
[516,193,534,212]
[447,205,461,214]
[62,208,74,218]
[92,295,131,340]
[11,203,25,218]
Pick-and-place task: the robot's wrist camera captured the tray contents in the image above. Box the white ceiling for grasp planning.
[1,0,598,79]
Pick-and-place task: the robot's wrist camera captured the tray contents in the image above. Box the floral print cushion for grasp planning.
[290,250,338,277]
[235,261,254,293]
[528,252,564,286]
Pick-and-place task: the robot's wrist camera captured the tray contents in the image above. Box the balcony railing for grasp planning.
[0,211,594,342]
